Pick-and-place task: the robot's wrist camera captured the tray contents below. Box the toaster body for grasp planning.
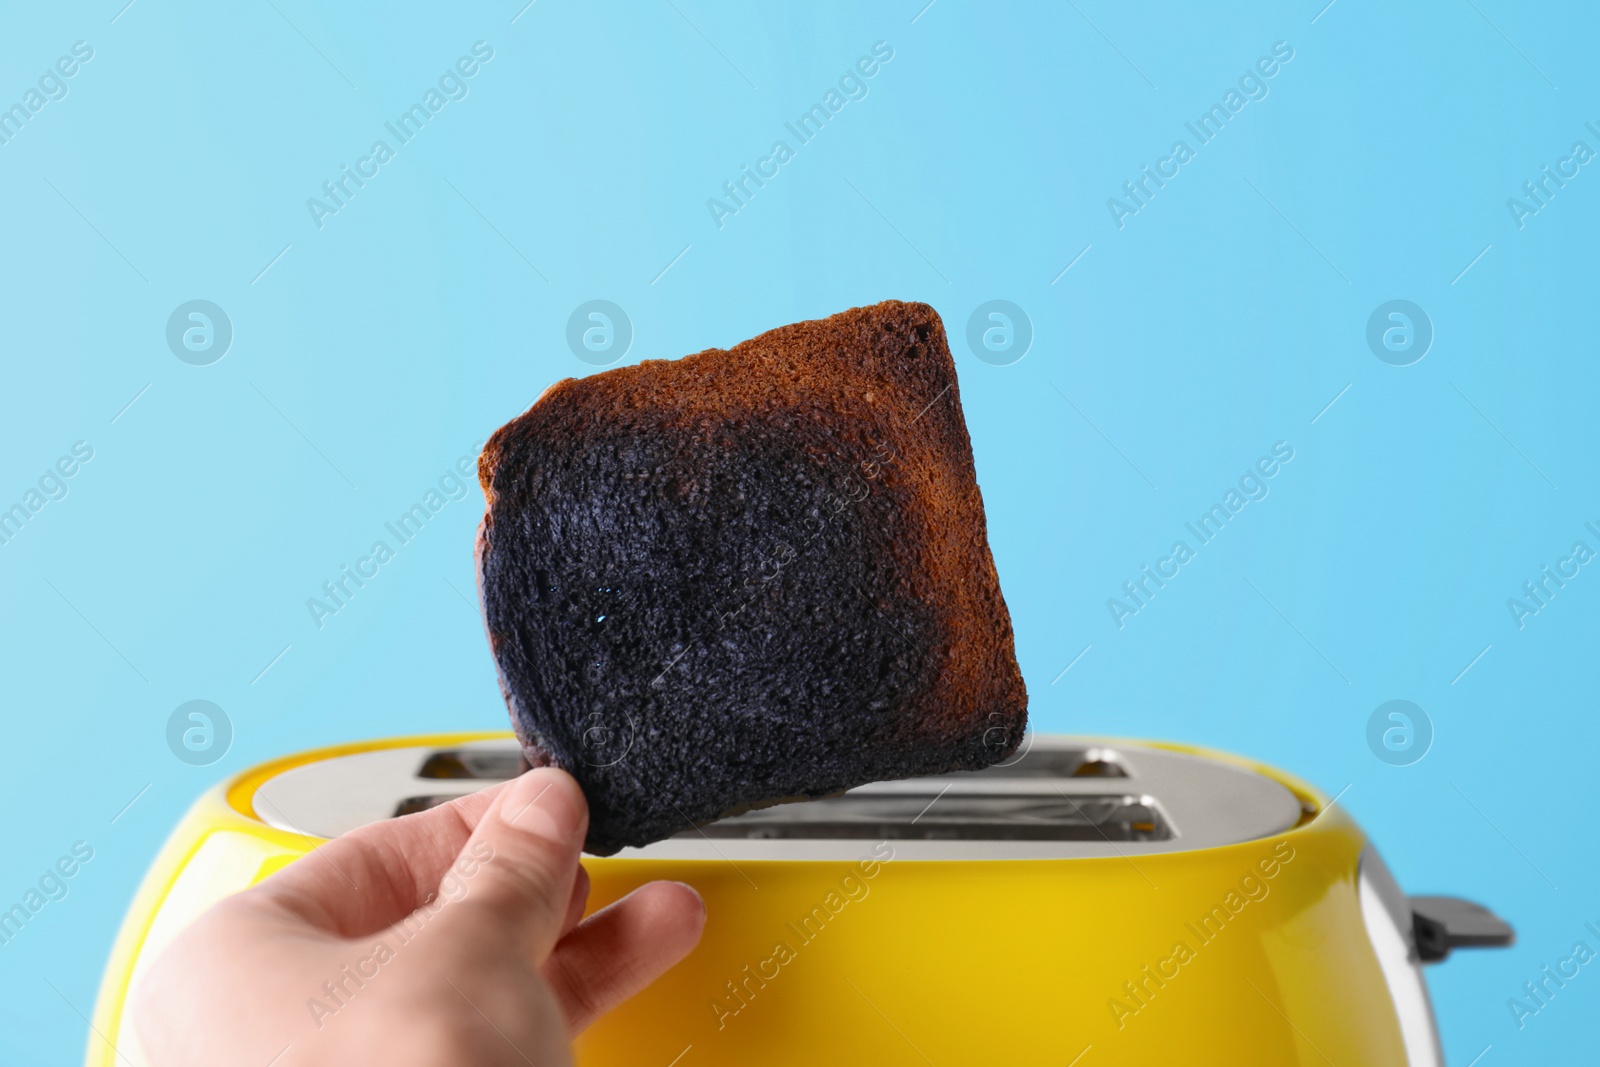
[89,734,1507,1065]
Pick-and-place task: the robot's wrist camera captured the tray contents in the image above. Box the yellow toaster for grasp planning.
[89,733,1510,1065]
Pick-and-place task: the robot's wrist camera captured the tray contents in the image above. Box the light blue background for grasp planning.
[1,0,1595,1062]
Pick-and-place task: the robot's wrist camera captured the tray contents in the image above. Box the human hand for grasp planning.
[132,768,705,1066]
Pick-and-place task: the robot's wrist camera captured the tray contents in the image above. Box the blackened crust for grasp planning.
[476,300,1027,854]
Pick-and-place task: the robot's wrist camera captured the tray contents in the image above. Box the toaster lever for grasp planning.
[1410,895,1514,962]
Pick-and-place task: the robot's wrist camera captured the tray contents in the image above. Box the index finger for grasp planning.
[252,780,509,938]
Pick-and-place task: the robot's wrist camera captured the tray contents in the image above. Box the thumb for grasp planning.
[439,767,589,962]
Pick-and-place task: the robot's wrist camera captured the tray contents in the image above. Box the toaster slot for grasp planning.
[691,792,1168,841]
[921,746,1129,780]
[415,749,525,780]
[393,794,465,817]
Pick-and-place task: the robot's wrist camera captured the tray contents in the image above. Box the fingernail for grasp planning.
[500,768,582,842]
[673,881,707,918]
